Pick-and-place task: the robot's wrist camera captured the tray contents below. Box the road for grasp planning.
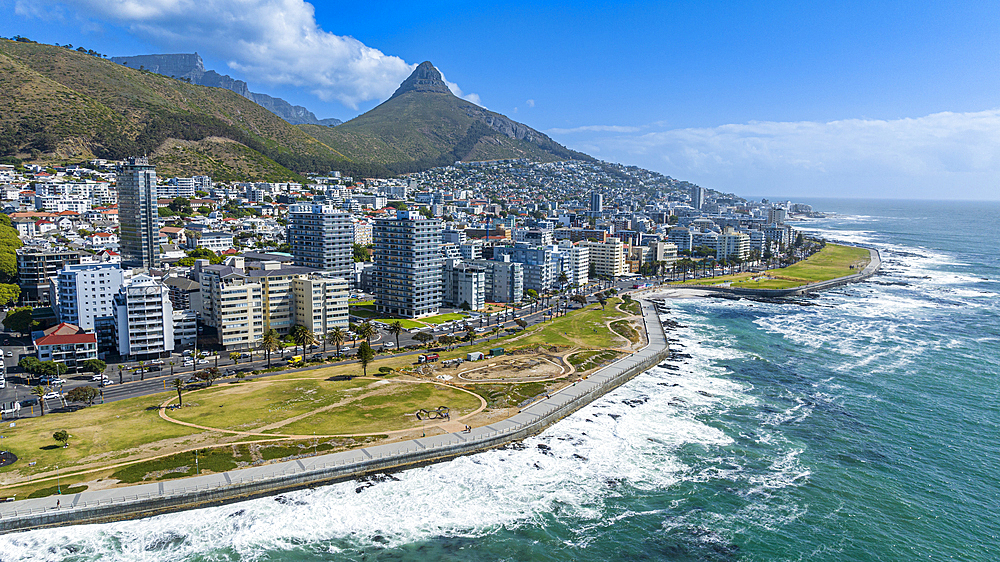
[0,276,645,419]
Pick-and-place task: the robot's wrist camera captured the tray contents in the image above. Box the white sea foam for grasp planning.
[1,308,807,561]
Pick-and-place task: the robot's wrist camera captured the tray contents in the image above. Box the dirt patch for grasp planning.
[456,355,564,382]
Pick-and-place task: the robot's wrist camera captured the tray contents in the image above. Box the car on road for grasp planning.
[3,339,8,345]
[196,359,209,364]
[383,342,394,348]
[148,359,165,365]
[5,351,10,357]
[340,346,351,352]
[42,391,61,400]
[99,378,114,386]
[40,377,67,385]
[91,374,107,381]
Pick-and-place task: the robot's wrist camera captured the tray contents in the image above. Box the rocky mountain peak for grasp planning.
[390,61,452,98]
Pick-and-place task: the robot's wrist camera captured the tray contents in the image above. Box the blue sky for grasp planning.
[3,0,999,200]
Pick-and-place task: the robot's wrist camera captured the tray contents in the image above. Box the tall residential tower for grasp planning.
[373,210,442,318]
[118,156,159,269]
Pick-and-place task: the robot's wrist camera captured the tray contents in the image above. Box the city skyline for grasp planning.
[2,1,999,200]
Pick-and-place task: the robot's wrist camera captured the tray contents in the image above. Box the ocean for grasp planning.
[2,198,998,561]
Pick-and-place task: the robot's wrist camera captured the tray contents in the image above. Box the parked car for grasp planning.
[383,342,395,348]
[42,391,61,400]
[5,351,11,357]
[148,359,164,365]
[196,359,209,365]
[340,347,351,352]
[182,359,194,366]
[91,374,106,381]
[100,378,114,386]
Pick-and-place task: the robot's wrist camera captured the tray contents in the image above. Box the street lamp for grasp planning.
[56,465,61,495]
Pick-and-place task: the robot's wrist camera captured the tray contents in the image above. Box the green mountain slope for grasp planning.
[0,39,354,179]
[301,61,592,174]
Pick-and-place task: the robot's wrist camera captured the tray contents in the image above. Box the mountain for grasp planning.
[0,39,362,180]
[109,53,342,127]
[300,61,591,174]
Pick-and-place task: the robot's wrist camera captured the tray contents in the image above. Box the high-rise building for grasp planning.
[583,239,627,278]
[690,186,706,210]
[54,263,126,331]
[442,259,485,311]
[590,190,603,213]
[197,262,264,350]
[113,274,174,359]
[287,204,353,280]
[118,156,159,269]
[373,210,443,318]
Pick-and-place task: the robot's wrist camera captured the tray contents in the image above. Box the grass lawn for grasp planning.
[461,300,626,352]
[0,393,202,481]
[421,313,468,325]
[350,300,374,306]
[673,244,870,290]
[349,307,378,318]
[168,378,374,432]
[271,383,481,435]
[567,350,624,372]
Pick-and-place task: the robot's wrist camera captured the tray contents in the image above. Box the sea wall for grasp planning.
[0,301,670,533]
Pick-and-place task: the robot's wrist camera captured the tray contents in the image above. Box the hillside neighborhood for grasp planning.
[0,156,810,388]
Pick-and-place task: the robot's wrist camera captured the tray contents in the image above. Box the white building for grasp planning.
[443,259,486,311]
[54,263,126,331]
[583,239,627,278]
[557,239,589,287]
[113,274,175,359]
[292,273,350,336]
[172,309,198,348]
[188,231,235,253]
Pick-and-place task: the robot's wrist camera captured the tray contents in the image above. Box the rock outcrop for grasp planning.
[109,53,340,127]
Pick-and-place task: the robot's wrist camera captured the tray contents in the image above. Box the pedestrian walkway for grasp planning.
[0,299,669,533]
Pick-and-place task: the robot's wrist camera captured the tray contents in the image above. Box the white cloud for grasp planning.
[16,0,479,110]
[525,99,535,108]
[552,110,1000,199]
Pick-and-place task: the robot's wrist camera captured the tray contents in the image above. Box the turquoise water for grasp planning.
[2,199,999,561]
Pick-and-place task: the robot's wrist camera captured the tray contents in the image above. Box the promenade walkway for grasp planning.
[0,299,669,532]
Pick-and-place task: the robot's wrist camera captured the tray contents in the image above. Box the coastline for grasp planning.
[0,299,671,534]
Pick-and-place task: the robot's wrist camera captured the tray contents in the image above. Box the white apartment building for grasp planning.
[198,262,264,351]
[557,239,590,287]
[34,195,92,213]
[292,273,349,336]
[188,231,235,253]
[54,263,126,331]
[113,274,175,359]
[443,259,486,311]
[717,228,751,261]
[173,310,198,348]
[583,239,627,278]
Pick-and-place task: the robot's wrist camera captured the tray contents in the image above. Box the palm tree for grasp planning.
[31,386,47,416]
[229,352,241,365]
[261,329,280,368]
[117,364,124,385]
[558,271,569,288]
[290,325,315,357]
[137,360,145,381]
[328,327,346,359]
[169,360,175,377]
[171,378,185,407]
[356,321,376,345]
[387,321,403,350]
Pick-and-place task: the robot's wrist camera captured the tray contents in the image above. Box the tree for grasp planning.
[172,378,185,407]
[158,207,176,218]
[438,334,457,350]
[117,364,125,384]
[356,321,376,345]
[80,359,106,376]
[413,331,434,347]
[515,318,528,329]
[31,386,47,416]
[525,289,538,300]
[352,243,371,262]
[357,341,375,377]
[196,367,221,386]
[53,430,70,448]
[290,325,315,357]
[66,386,99,406]
[328,327,346,358]
[229,352,241,365]
[597,295,607,310]
[261,329,280,368]
[0,284,19,306]
[3,306,34,335]
[168,197,193,215]
[558,271,569,286]
[571,295,588,308]
[387,321,403,349]
[464,327,477,342]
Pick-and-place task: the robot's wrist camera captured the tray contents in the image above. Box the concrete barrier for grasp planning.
[0,300,671,533]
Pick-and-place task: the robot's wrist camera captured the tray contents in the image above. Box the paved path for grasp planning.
[0,299,669,531]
